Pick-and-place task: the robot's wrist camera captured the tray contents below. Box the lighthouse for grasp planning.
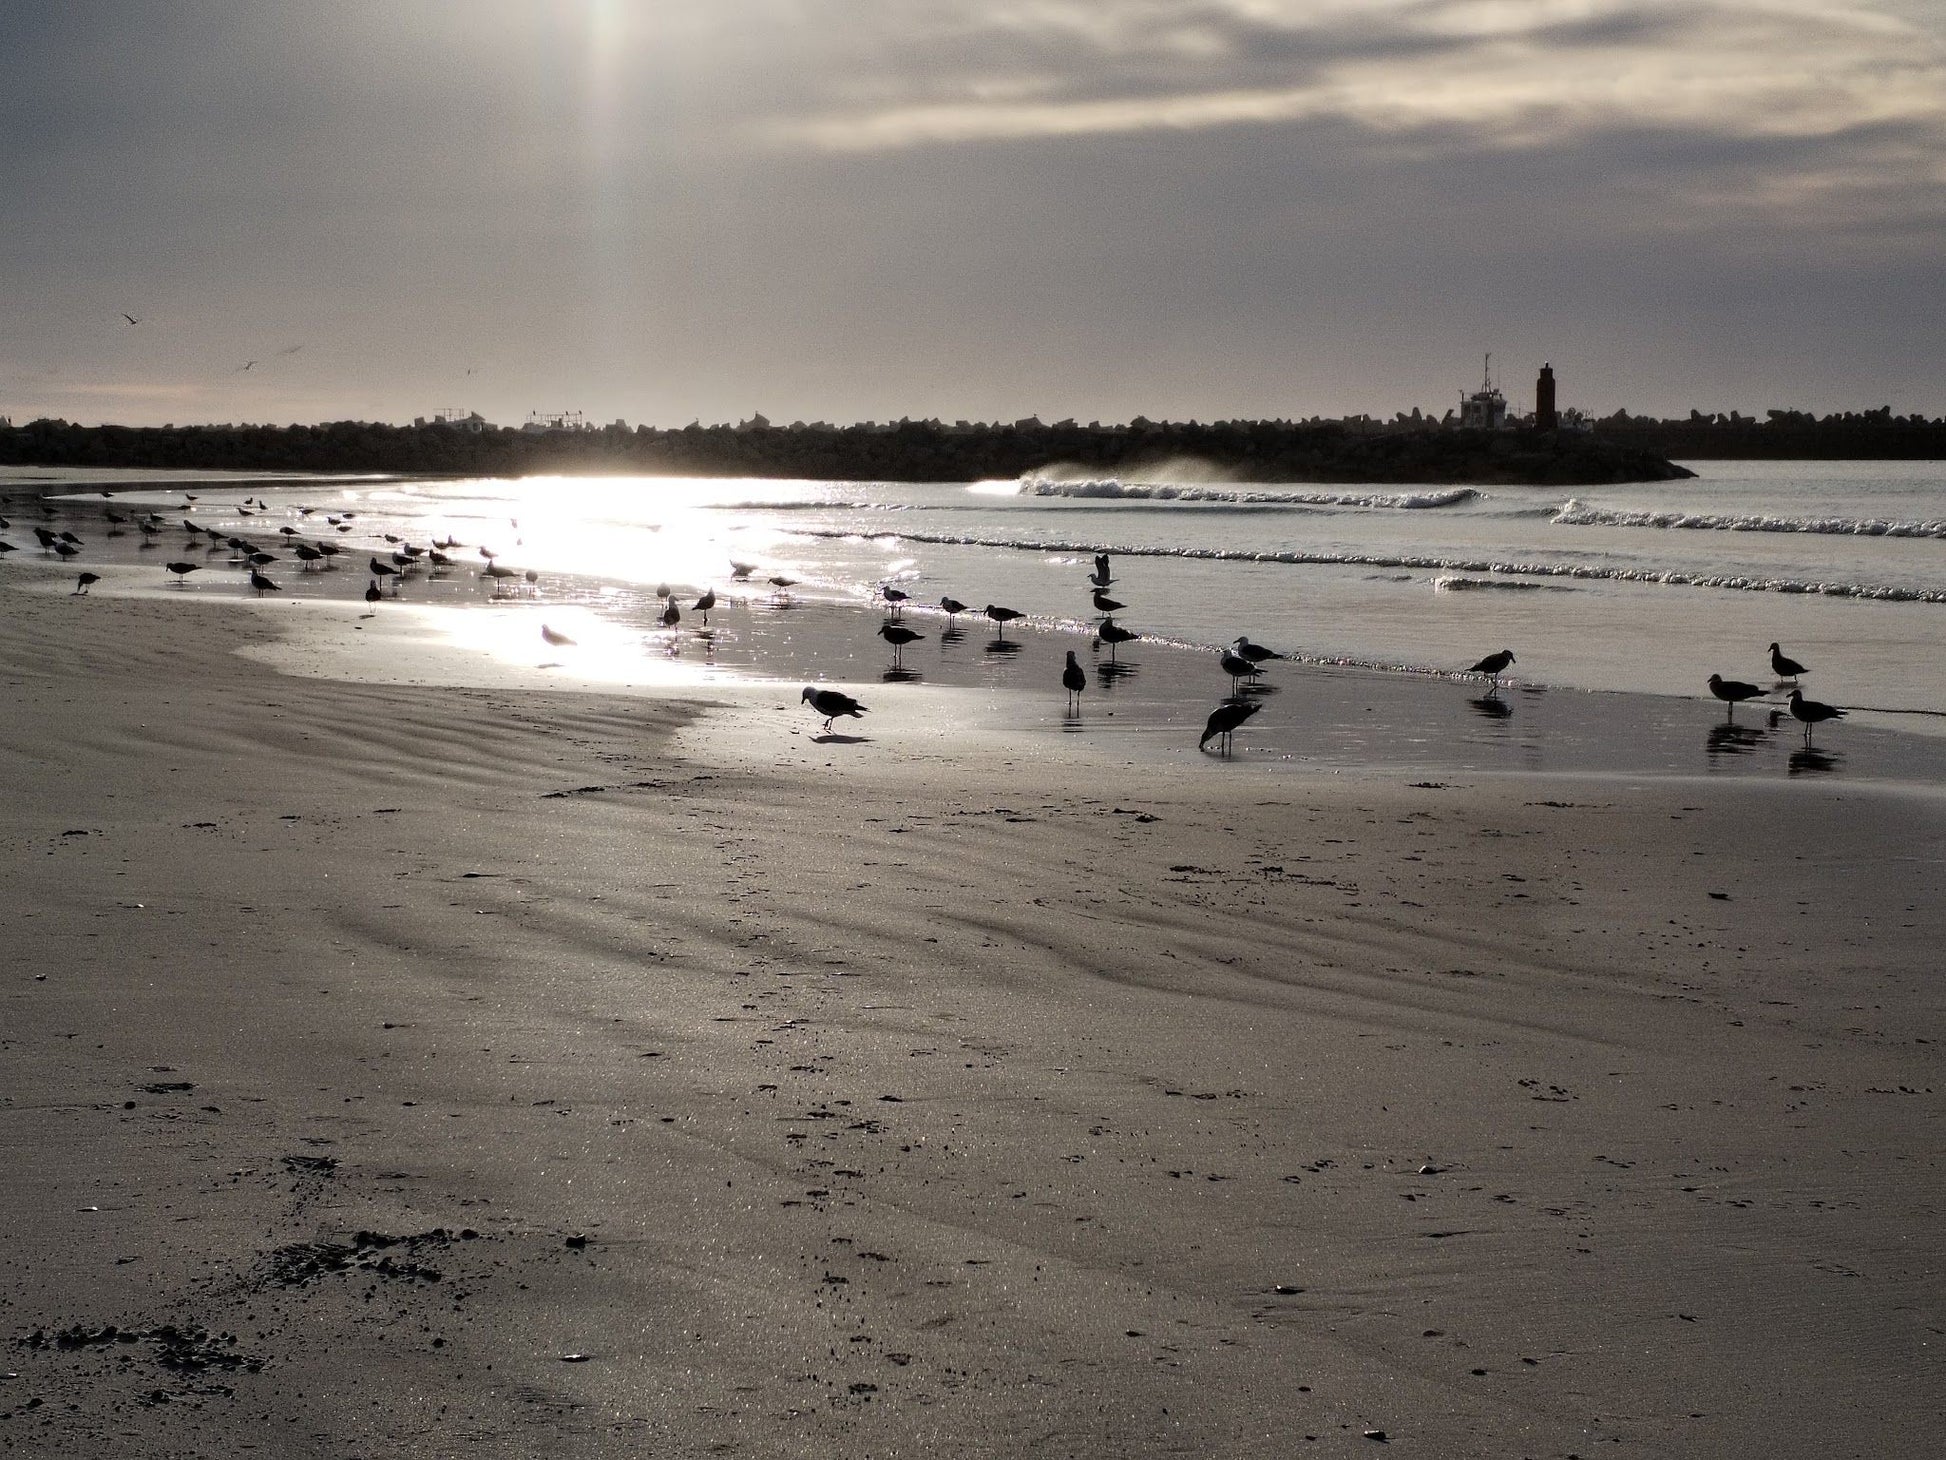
[1535,363,1558,431]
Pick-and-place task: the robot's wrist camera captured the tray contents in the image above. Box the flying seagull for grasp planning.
[802,685,866,734]
[540,624,575,647]
[120,313,141,326]
[1199,699,1260,755]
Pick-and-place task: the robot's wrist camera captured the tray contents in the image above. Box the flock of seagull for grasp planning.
[7,493,1854,757]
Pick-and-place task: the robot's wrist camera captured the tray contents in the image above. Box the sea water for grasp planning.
[14,458,1946,736]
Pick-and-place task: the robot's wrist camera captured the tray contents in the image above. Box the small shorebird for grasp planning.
[1062,651,1086,713]
[1769,642,1807,683]
[802,685,866,733]
[73,572,100,595]
[939,596,967,622]
[1097,617,1138,662]
[881,584,909,617]
[1468,648,1516,693]
[984,604,1024,641]
[1232,635,1284,664]
[1707,673,1766,719]
[1199,698,1260,755]
[879,621,924,667]
[165,561,200,583]
[1787,689,1844,745]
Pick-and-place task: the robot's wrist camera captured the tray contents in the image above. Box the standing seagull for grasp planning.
[1707,673,1766,720]
[1468,648,1516,693]
[802,685,867,734]
[364,579,383,604]
[880,584,909,618]
[1787,689,1844,745]
[1062,650,1086,713]
[165,561,200,584]
[1231,636,1285,665]
[1199,699,1261,756]
[1097,617,1138,662]
[879,621,924,668]
[1091,588,1125,614]
[693,587,717,626]
[1769,642,1807,683]
[73,571,101,595]
[248,569,281,596]
[1219,646,1261,692]
[984,604,1025,641]
[939,596,967,622]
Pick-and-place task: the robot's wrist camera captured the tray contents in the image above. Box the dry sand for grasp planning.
[2,565,1941,1458]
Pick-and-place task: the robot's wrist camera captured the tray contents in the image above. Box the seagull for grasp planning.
[120,313,141,326]
[235,360,257,372]
[1707,673,1766,720]
[881,584,909,617]
[1231,636,1284,664]
[1787,689,1844,745]
[293,544,323,569]
[165,561,200,583]
[248,569,281,595]
[1219,647,1260,691]
[1468,648,1516,693]
[54,542,80,559]
[1199,698,1261,755]
[541,624,575,648]
[802,685,866,734]
[879,622,924,667]
[1097,617,1138,662]
[729,560,756,580]
[73,571,100,595]
[1091,589,1125,614]
[1089,553,1114,589]
[768,575,797,592]
[693,587,716,625]
[1769,642,1807,683]
[660,599,681,630]
[939,596,967,621]
[364,579,382,603]
[1062,650,1086,713]
[984,603,1025,641]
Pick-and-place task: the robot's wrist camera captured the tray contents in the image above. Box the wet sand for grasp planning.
[2,556,1942,1458]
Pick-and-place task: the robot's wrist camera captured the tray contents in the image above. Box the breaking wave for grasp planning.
[784,527,1946,604]
[1024,479,1481,509]
[1553,499,1946,538]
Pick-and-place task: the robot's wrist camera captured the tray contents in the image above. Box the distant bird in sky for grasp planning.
[1468,648,1516,692]
[276,343,304,356]
[1787,689,1844,744]
[802,685,866,734]
[1231,636,1284,664]
[983,603,1024,641]
[879,621,924,667]
[1707,673,1765,719]
[73,572,100,595]
[235,360,257,372]
[1199,698,1260,755]
[120,313,141,326]
[541,624,575,647]
[1063,650,1086,713]
[1769,642,1807,683]
[1097,617,1138,662]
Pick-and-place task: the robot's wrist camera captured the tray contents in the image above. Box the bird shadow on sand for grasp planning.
[810,732,871,745]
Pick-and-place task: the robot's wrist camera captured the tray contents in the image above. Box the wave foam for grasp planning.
[1025,479,1480,509]
[1554,500,1946,538]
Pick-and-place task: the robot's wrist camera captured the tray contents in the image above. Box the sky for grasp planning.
[3,0,1943,429]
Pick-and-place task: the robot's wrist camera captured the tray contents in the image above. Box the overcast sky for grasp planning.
[4,1,1942,428]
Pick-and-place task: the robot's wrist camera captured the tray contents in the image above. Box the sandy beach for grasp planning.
[3,558,1942,1458]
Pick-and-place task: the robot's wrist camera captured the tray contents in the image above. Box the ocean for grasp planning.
[9,458,1945,773]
